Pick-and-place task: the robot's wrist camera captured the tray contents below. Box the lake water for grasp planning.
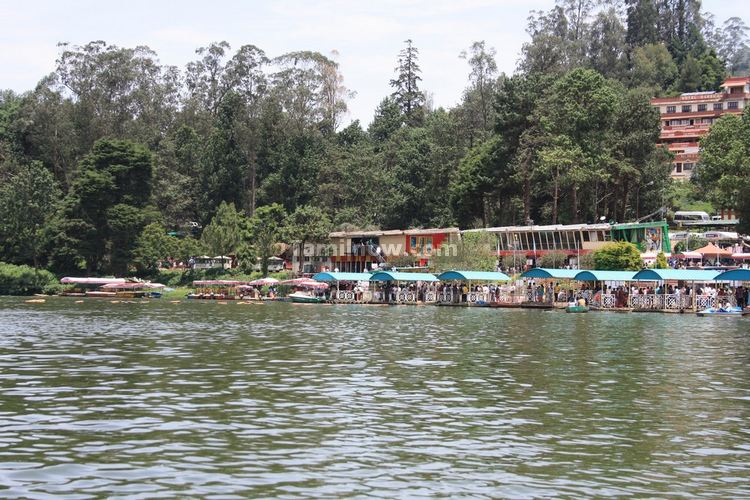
[0,297,749,497]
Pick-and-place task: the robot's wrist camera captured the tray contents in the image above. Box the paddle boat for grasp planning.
[696,306,748,317]
[288,290,325,303]
[565,304,589,313]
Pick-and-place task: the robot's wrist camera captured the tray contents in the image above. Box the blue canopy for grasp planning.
[630,269,721,281]
[369,271,439,282]
[520,268,580,279]
[714,269,750,281]
[311,272,372,282]
[438,270,511,282]
[574,270,637,281]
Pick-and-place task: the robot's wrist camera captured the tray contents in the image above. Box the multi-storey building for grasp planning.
[651,76,750,179]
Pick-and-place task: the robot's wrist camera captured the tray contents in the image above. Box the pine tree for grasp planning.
[390,39,425,126]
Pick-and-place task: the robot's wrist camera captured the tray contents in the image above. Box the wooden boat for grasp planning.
[696,307,748,317]
[565,305,589,313]
[288,291,325,303]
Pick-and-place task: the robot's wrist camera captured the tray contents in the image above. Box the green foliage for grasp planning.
[536,251,569,269]
[49,139,153,274]
[133,223,180,273]
[593,242,643,271]
[200,201,245,257]
[0,161,60,267]
[694,108,750,232]
[284,205,332,274]
[655,251,669,269]
[0,262,60,295]
[245,203,286,275]
[431,232,496,273]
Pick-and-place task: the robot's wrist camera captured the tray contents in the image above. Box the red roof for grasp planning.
[721,77,750,87]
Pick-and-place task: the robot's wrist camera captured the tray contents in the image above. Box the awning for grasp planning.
[520,268,580,279]
[630,269,721,281]
[714,269,750,281]
[677,251,702,259]
[731,253,750,260]
[574,271,637,281]
[248,277,280,286]
[60,277,127,285]
[369,271,439,282]
[193,280,244,286]
[101,282,165,289]
[437,271,511,281]
[311,272,372,282]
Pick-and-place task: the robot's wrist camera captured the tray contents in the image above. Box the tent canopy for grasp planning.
[369,271,438,282]
[437,271,511,282]
[630,269,721,281]
[311,272,372,282]
[574,271,637,281]
[694,243,732,256]
[714,269,750,281]
[520,268,580,279]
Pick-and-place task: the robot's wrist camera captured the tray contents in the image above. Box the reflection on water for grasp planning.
[0,297,749,497]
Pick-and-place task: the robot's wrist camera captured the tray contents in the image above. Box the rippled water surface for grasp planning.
[1,297,749,497]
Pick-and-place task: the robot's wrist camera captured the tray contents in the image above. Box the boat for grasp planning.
[696,306,748,317]
[288,291,325,303]
[565,304,589,313]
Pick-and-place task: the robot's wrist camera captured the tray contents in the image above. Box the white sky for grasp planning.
[1,0,746,127]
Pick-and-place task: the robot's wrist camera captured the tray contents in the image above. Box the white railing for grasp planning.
[629,293,727,310]
[695,295,736,310]
[424,291,437,303]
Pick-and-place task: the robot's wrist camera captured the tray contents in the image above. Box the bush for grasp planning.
[0,262,60,295]
[593,242,643,271]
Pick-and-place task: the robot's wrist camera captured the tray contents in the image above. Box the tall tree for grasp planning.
[390,39,425,126]
[284,205,332,274]
[0,161,60,268]
[49,139,153,274]
[245,203,287,275]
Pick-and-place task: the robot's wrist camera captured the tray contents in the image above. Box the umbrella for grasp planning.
[694,242,732,257]
[247,277,280,286]
[281,278,328,289]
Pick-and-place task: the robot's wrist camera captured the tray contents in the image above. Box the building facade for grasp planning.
[290,228,460,274]
[651,76,750,179]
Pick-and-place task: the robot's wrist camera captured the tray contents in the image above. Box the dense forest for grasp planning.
[1,0,749,276]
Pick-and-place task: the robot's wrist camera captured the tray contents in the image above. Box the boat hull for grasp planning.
[565,305,589,313]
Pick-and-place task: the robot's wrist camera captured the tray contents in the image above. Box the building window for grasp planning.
[684,163,694,171]
[714,102,723,111]
[681,105,691,113]
[728,101,739,110]
[667,105,676,113]
[697,104,707,112]
[675,163,683,173]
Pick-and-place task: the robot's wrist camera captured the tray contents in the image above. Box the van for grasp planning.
[674,211,710,224]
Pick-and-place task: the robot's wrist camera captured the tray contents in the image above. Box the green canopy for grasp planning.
[630,269,721,281]
[574,271,637,281]
[311,272,371,282]
[520,268,579,279]
[438,271,511,281]
[369,271,438,282]
[714,269,750,281]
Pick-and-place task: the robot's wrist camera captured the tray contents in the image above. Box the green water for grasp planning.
[0,297,749,497]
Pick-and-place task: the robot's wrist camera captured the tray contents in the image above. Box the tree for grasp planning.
[593,242,643,270]
[655,251,669,269]
[246,203,286,275]
[49,139,153,274]
[630,43,677,91]
[694,108,750,234]
[431,232,496,273]
[0,161,60,268]
[133,223,179,273]
[284,205,332,274]
[200,201,245,257]
[459,41,498,133]
[390,39,425,126]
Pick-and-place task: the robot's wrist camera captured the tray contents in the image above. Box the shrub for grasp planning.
[0,262,60,295]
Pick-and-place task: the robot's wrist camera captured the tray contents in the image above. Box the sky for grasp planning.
[1,0,747,127]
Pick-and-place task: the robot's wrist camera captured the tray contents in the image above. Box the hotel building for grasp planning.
[651,76,750,180]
